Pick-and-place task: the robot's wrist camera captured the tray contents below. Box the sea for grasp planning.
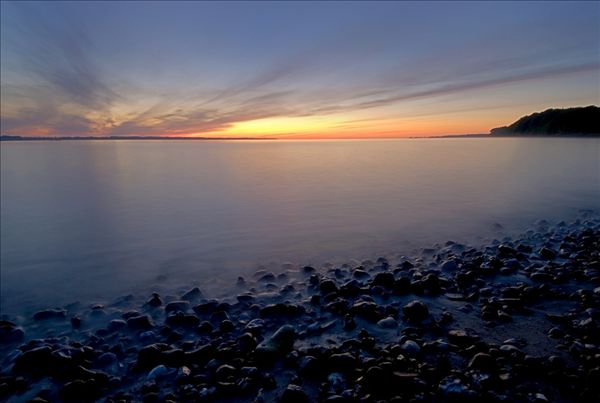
[1,138,599,315]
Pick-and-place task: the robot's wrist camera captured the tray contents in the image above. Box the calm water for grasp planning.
[1,138,599,315]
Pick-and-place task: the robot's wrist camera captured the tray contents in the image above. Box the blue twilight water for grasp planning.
[1,138,599,315]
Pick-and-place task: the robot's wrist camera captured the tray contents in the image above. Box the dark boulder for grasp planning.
[402,300,429,322]
[33,309,67,321]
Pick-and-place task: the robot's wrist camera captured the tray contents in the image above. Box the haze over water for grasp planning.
[1,138,599,314]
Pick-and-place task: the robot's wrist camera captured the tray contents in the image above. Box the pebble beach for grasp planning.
[1,216,599,402]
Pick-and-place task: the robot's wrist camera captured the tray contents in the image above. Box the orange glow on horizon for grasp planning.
[191,112,502,139]
[3,107,524,138]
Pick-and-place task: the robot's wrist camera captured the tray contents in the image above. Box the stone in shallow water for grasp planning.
[255,325,296,361]
[0,321,24,343]
[164,300,190,313]
[350,301,382,322]
[400,340,421,356]
[126,315,154,330]
[281,384,308,403]
[181,287,203,301]
[107,319,126,332]
[146,292,162,307]
[343,314,356,331]
[438,375,476,399]
[97,352,117,366]
[377,316,398,329]
[136,344,166,370]
[447,329,479,346]
[441,260,458,271]
[468,353,496,372]
[33,309,67,321]
[319,279,338,295]
[259,303,305,318]
[70,316,82,328]
[236,294,255,304]
[13,346,53,375]
[327,353,356,373]
[497,244,516,256]
[402,300,429,322]
[372,272,395,288]
[244,319,264,335]
[353,269,370,279]
[147,364,169,380]
[215,364,236,381]
[166,312,200,328]
[538,247,556,260]
[445,293,467,301]
[60,379,100,401]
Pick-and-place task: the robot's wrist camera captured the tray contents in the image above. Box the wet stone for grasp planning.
[219,320,234,333]
[353,269,370,280]
[0,321,24,343]
[215,364,236,381]
[1,220,598,403]
[13,346,53,375]
[107,319,127,332]
[147,365,169,380]
[209,310,229,323]
[146,293,162,307]
[402,300,429,322]
[468,353,496,373]
[164,300,190,313]
[281,384,308,403]
[530,272,552,282]
[193,300,219,315]
[372,272,395,288]
[538,247,556,260]
[438,375,476,400]
[327,353,356,373]
[377,316,398,329]
[498,245,516,256]
[60,379,100,402]
[400,340,421,356]
[181,287,203,301]
[447,329,479,346]
[441,260,459,271]
[255,325,296,362]
[350,301,382,322]
[343,315,356,331]
[260,303,304,318]
[97,352,117,366]
[258,272,276,282]
[236,294,255,304]
[127,315,154,330]
[33,309,67,321]
[166,312,200,328]
[70,316,82,329]
[319,279,338,295]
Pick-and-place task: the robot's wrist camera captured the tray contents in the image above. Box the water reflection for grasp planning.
[1,138,599,314]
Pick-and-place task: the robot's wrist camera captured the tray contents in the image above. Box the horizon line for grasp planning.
[0,133,492,141]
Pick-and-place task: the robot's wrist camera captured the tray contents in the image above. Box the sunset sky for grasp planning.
[1,1,599,138]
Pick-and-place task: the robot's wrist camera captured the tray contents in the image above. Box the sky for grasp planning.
[1,1,599,138]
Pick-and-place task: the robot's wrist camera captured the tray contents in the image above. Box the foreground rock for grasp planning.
[0,217,599,402]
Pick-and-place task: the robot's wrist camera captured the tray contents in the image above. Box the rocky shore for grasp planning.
[1,218,599,402]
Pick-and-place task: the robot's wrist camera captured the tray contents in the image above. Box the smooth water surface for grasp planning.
[1,138,599,314]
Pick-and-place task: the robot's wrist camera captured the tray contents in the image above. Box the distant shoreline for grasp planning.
[0,135,270,142]
[2,133,599,141]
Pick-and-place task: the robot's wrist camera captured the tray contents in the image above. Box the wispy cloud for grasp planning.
[1,2,120,134]
[348,62,600,111]
[1,2,598,137]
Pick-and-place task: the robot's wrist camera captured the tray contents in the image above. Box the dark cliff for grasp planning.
[490,106,600,136]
